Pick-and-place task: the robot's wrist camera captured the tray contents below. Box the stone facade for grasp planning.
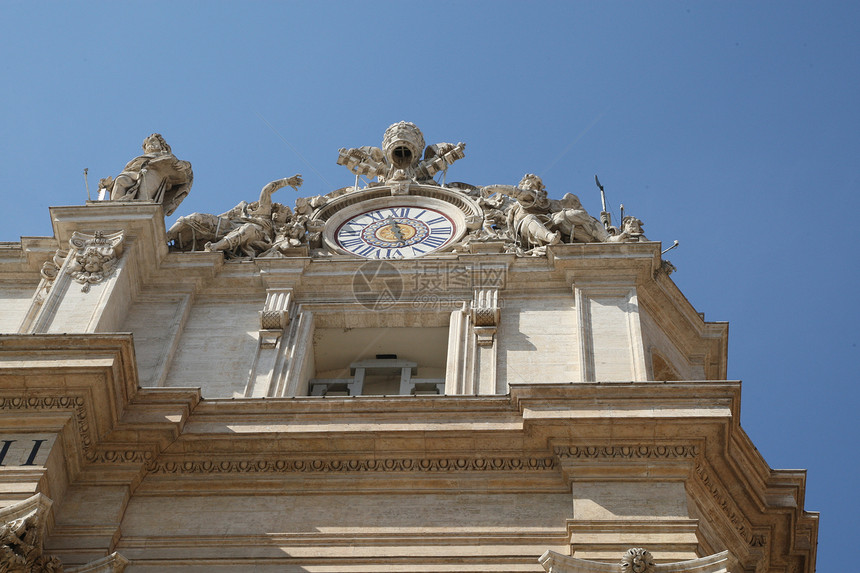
[0,124,817,572]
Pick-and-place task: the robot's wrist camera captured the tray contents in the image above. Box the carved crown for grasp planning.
[382,121,425,168]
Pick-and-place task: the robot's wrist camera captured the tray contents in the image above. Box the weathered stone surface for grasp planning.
[0,123,816,572]
[100,134,192,216]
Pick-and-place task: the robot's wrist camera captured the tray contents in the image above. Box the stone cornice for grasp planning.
[0,334,199,487]
[0,346,816,573]
[637,274,728,380]
[543,242,728,379]
[509,381,741,421]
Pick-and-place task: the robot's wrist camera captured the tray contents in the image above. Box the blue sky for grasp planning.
[2,2,857,569]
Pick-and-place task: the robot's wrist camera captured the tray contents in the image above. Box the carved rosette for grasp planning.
[65,231,124,293]
[620,548,655,573]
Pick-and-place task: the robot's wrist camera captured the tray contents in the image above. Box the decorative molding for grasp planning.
[693,460,764,547]
[474,326,497,348]
[66,552,129,573]
[540,549,732,573]
[260,288,293,330]
[0,395,93,454]
[150,455,557,475]
[0,394,139,469]
[654,259,677,278]
[39,249,67,286]
[85,449,154,466]
[471,288,500,327]
[472,287,500,347]
[66,231,124,293]
[554,445,699,460]
[260,311,284,331]
[258,289,293,348]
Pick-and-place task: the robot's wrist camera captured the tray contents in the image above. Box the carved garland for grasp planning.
[151,455,557,475]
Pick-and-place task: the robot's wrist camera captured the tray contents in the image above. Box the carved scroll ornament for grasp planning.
[0,494,63,573]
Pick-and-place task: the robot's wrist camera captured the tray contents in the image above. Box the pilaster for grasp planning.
[20,203,168,335]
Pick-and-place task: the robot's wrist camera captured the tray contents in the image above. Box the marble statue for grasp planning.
[161,122,649,259]
[167,176,302,258]
[482,174,561,248]
[550,193,613,243]
[203,176,303,257]
[100,134,193,216]
[478,174,647,251]
[618,216,648,242]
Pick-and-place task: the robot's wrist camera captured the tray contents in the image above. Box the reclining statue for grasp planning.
[481,174,647,250]
[167,176,302,258]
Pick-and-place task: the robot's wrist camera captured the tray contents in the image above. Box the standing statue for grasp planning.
[100,133,193,216]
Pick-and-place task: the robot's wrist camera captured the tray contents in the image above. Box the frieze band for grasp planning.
[0,395,93,453]
[554,445,700,460]
[150,455,557,475]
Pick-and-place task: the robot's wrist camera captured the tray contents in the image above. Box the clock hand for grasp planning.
[385,216,405,243]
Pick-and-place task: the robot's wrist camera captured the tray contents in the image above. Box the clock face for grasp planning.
[335,206,457,259]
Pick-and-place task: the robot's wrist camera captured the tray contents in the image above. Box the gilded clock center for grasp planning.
[360,217,430,248]
[375,222,417,243]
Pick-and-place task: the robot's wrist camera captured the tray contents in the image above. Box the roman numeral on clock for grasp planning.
[423,234,448,249]
[357,244,379,257]
[335,205,457,258]
[341,237,363,248]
